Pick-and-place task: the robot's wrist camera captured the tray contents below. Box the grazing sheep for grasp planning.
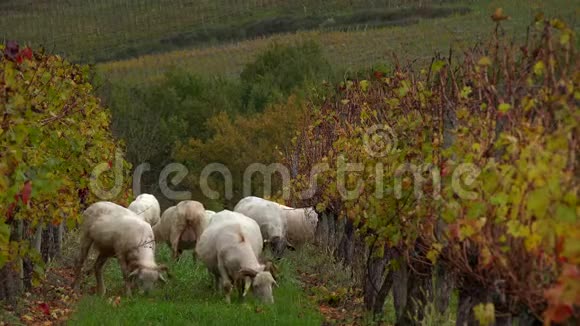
[73,201,169,296]
[128,193,161,226]
[152,200,207,260]
[278,204,318,246]
[234,196,295,258]
[196,210,278,304]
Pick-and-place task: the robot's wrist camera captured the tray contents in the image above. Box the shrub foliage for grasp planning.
[108,41,332,206]
[287,16,578,324]
[0,42,131,286]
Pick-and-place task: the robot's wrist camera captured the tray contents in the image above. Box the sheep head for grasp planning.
[265,236,295,259]
[128,264,170,294]
[238,268,277,304]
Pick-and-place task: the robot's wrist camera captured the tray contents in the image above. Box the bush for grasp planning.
[108,72,242,165]
[240,41,332,113]
[286,16,578,324]
[173,95,308,208]
[107,41,334,205]
[0,42,132,298]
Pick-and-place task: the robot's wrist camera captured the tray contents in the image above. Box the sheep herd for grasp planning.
[72,195,318,304]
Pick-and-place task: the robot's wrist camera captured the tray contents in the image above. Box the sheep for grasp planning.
[152,200,207,260]
[278,204,318,246]
[73,201,169,297]
[196,210,278,304]
[234,196,295,258]
[128,193,161,226]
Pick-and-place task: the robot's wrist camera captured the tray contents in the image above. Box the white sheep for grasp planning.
[196,210,278,304]
[234,196,295,258]
[73,201,169,296]
[152,200,207,260]
[278,204,318,246]
[128,193,161,226]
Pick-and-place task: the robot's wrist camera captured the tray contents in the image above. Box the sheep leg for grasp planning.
[223,281,233,304]
[218,258,233,303]
[213,274,219,291]
[170,233,181,261]
[72,237,92,292]
[94,254,109,296]
[236,278,245,301]
[118,255,133,297]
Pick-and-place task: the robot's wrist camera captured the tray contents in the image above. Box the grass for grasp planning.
[96,0,577,85]
[67,244,322,326]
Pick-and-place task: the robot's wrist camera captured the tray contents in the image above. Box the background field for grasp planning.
[98,0,579,84]
[2,0,576,84]
[0,0,463,63]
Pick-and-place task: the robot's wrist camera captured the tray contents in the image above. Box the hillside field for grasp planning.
[2,1,576,84]
[96,0,577,84]
[0,0,459,63]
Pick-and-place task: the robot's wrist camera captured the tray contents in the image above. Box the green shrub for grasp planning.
[240,41,332,113]
[0,42,132,287]
[107,41,334,205]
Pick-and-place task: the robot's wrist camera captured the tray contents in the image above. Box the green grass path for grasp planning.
[68,246,322,325]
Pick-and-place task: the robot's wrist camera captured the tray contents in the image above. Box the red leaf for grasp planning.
[21,180,32,205]
[6,202,16,220]
[556,237,567,263]
[38,302,50,316]
[373,71,384,79]
[556,237,564,255]
[21,47,33,60]
[558,256,568,263]
[544,303,573,324]
[108,161,113,168]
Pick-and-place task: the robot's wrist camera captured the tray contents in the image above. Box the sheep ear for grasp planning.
[264,261,279,280]
[159,273,168,284]
[157,264,172,278]
[239,268,258,278]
